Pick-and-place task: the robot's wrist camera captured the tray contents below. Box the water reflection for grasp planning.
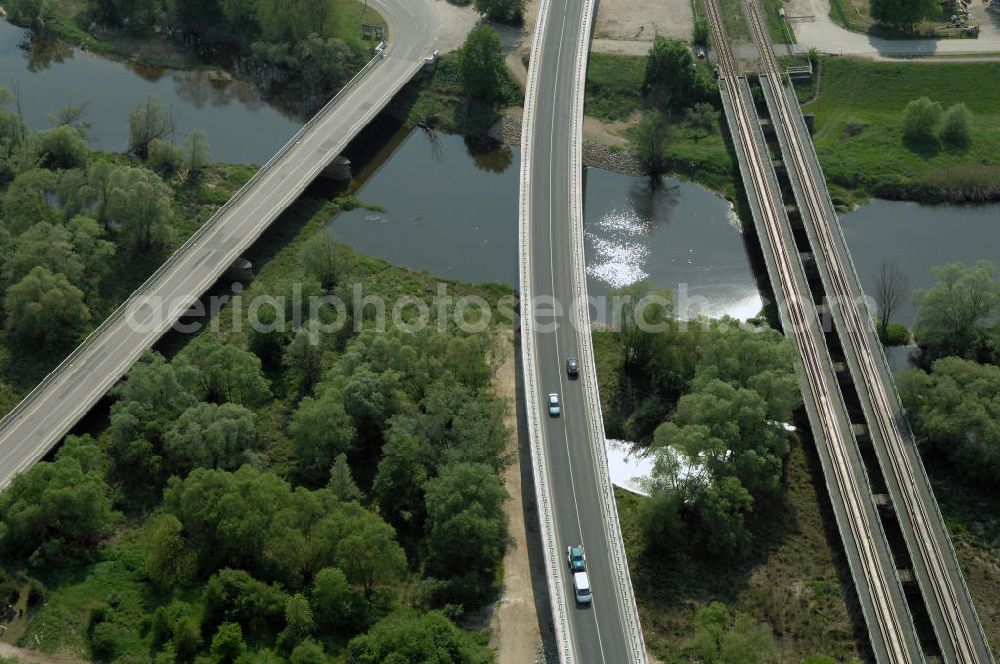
[1,18,300,163]
[584,169,763,320]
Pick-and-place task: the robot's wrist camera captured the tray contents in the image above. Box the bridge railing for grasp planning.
[0,43,389,489]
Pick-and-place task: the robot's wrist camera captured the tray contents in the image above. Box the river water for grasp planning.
[0,19,300,163]
[3,17,997,324]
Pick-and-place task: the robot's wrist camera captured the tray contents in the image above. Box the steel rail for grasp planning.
[743,3,994,660]
[703,3,915,661]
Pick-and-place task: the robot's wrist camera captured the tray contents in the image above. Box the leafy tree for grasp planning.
[0,436,117,564]
[328,453,364,503]
[175,335,272,406]
[289,639,326,664]
[693,18,710,46]
[1,168,60,234]
[632,111,670,178]
[129,95,174,159]
[901,96,942,143]
[37,125,88,169]
[346,610,493,664]
[204,568,288,636]
[282,593,314,644]
[423,463,508,601]
[871,0,938,30]
[691,601,778,663]
[311,567,366,634]
[694,319,800,422]
[183,129,210,176]
[248,302,289,368]
[372,424,430,537]
[460,26,505,103]
[289,388,358,486]
[300,230,338,290]
[105,166,173,251]
[3,221,85,291]
[148,138,183,176]
[145,514,198,589]
[900,358,1000,483]
[172,615,203,662]
[4,266,91,349]
[81,160,125,229]
[334,509,407,598]
[914,261,999,362]
[5,0,59,31]
[940,103,972,147]
[644,36,697,107]
[284,326,324,396]
[473,0,524,22]
[162,402,260,477]
[211,623,247,664]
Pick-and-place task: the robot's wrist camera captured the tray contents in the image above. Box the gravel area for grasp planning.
[490,115,644,176]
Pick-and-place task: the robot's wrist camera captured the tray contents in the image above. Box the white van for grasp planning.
[573,571,592,604]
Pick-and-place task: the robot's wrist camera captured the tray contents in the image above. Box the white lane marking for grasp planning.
[544,1,608,660]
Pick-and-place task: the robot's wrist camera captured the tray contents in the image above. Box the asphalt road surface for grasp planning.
[0,0,438,490]
[527,0,638,660]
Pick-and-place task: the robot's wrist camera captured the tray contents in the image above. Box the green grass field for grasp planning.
[805,58,1000,206]
[585,53,646,122]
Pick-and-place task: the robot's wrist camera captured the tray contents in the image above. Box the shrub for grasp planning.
[693,18,710,46]
[147,139,183,175]
[881,322,910,346]
[901,96,942,143]
[940,102,972,147]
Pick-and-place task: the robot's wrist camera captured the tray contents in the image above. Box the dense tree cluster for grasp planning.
[913,260,1000,364]
[870,0,938,31]
[605,285,800,559]
[900,358,1000,484]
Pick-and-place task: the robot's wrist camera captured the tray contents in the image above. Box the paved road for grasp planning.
[0,0,439,490]
[522,0,644,660]
[787,0,1000,57]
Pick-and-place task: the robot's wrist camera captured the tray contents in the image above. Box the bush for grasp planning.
[902,96,942,143]
[693,18,710,46]
[147,139,183,175]
[940,102,972,147]
[881,322,910,346]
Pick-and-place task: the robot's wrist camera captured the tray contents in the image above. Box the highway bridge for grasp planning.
[708,0,994,660]
[0,0,441,490]
[518,0,646,661]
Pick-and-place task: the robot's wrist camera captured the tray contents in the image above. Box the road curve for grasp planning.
[0,0,439,490]
[518,0,646,661]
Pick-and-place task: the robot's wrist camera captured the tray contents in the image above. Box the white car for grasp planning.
[548,392,561,416]
[573,571,592,604]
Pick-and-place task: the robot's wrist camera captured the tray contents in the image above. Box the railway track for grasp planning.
[701,1,916,661]
[741,2,994,661]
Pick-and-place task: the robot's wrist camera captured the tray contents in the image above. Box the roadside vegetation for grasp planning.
[592,284,865,662]
[4,0,384,117]
[0,149,515,661]
[804,59,1000,207]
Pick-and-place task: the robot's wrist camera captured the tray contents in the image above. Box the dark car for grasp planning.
[567,544,586,572]
[566,357,579,378]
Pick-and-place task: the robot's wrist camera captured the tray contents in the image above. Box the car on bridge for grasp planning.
[548,392,561,416]
[573,571,592,605]
[566,357,579,378]
[567,544,586,572]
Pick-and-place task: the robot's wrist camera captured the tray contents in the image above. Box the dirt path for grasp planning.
[488,331,544,664]
[0,642,83,664]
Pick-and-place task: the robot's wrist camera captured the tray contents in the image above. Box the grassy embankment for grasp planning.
[593,329,867,663]
[19,0,383,70]
[805,58,1000,207]
[584,51,739,198]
